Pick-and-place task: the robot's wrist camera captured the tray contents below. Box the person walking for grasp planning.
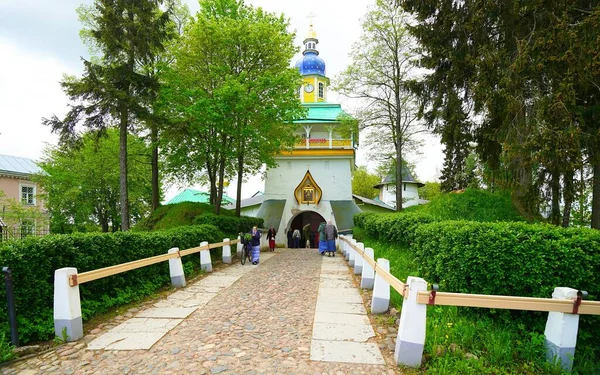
[317,221,327,255]
[286,228,293,248]
[292,228,301,248]
[324,220,338,257]
[250,225,261,264]
[267,225,276,252]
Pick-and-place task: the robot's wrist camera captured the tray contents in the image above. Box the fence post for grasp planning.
[353,242,364,275]
[360,247,375,289]
[53,268,83,341]
[200,241,212,272]
[345,238,351,260]
[394,276,428,367]
[2,267,18,346]
[237,235,243,257]
[544,287,579,373]
[222,238,232,264]
[371,258,390,314]
[168,247,186,288]
[339,235,345,256]
[348,239,357,266]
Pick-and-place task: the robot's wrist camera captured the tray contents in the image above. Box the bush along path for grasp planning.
[1,249,400,374]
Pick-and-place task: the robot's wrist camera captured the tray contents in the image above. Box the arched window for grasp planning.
[318,82,324,99]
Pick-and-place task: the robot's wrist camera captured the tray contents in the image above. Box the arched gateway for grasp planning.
[289,210,326,248]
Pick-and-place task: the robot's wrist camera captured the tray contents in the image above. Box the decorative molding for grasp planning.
[294,170,322,205]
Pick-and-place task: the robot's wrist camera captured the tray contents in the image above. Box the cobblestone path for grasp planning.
[2,249,401,375]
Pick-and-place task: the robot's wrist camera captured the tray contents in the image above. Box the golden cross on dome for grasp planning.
[307,11,316,27]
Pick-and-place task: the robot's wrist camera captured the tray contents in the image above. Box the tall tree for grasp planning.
[336,0,426,211]
[43,0,172,230]
[36,129,153,233]
[159,0,304,215]
[351,166,381,199]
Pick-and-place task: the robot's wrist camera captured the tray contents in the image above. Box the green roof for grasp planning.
[167,188,235,205]
[294,103,349,124]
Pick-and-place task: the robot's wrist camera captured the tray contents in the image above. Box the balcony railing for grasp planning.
[294,138,354,149]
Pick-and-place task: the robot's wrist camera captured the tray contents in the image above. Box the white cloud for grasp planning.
[0,38,71,160]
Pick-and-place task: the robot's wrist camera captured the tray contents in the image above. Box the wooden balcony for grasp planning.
[294,138,354,149]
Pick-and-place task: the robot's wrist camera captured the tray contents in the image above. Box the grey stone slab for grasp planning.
[310,340,385,365]
[110,318,182,333]
[314,311,369,325]
[319,279,355,288]
[200,276,240,288]
[317,290,363,304]
[312,322,375,342]
[319,274,350,280]
[315,301,367,314]
[136,307,196,319]
[87,331,169,350]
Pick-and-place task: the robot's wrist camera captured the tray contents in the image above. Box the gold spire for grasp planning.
[306,12,317,39]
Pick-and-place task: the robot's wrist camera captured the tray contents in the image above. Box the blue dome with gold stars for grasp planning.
[295,51,326,77]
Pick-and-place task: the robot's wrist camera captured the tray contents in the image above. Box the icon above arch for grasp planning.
[295,170,322,205]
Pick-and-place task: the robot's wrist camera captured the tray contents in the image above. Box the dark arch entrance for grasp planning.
[289,211,325,248]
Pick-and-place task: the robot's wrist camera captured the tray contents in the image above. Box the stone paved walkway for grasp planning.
[1,249,401,375]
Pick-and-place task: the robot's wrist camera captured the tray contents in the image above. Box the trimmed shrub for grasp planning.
[133,202,228,231]
[354,211,435,246]
[0,224,222,344]
[406,188,525,223]
[193,213,263,236]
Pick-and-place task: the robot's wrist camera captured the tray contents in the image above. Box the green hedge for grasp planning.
[413,221,600,299]
[193,213,263,236]
[0,224,222,344]
[354,211,436,246]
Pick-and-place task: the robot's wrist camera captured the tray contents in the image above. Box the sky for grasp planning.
[0,0,444,202]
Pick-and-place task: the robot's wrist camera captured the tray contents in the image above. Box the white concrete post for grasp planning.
[394,276,428,367]
[545,287,580,372]
[168,247,186,287]
[339,235,346,256]
[200,241,212,272]
[53,268,83,341]
[222,238,232,264]
[237,235,243,257]
[348,239,357,266]
[353,242,364,275]
[360,247,375,289]
[371,258,390,314]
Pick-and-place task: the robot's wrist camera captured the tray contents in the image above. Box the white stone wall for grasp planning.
[379,182,421,208]
[265,155,353,244]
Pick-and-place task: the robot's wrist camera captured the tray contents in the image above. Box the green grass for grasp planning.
[133,202,233,231]
[352,228,590,374]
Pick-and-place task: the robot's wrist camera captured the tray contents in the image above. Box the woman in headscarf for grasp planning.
[250,225,261,264]
[267,225,276,252]
[317,221,327,255]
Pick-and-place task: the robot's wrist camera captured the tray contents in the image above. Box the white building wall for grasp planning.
[265,155,353,243]
[379,182,421,208]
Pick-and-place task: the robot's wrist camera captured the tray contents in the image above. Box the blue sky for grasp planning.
[0,0,442,200]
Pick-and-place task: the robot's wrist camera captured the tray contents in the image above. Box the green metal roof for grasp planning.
[294,103,349,124]
[330,200,362,233]
[255,199,286,230]
[167,188,235,205]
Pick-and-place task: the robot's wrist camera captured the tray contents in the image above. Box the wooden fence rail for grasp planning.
[68,239,239,287]
[338,235,600,372]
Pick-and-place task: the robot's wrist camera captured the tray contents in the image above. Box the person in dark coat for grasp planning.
[286,228,293,248]
[250,226,261,264]
[267,225,276,252]
[324,220,338,257]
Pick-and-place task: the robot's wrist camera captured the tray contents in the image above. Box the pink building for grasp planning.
[0,154,49,240]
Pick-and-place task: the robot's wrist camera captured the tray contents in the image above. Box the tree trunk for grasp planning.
[119,105,130,231]
[549,170,561,226]
[236,153,244,217]
[215,152,227,216]
[396,147,403,212]
[561,169,574,227]
[591,159,600,229]
[151,123,159,211]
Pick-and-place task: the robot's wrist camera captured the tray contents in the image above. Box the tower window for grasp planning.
[318,82,324,99]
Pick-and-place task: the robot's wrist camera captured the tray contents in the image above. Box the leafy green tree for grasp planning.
[351,166,380,199]
[158,0,304,216]
[43,0,173,230]
[418,181,441,201]
[36,129,153,233]
[0,192,49,239]
[336,0,427,212]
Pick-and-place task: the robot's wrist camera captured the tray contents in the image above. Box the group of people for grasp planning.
[318,221,338,256]
[246,221,338,265]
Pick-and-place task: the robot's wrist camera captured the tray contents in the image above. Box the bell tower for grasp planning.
[295,22,330,103]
